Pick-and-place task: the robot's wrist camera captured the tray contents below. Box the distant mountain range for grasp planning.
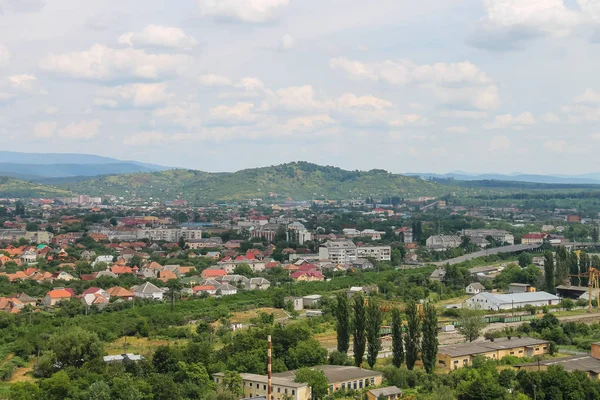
[0,151,170,180]
[406,172,600,185]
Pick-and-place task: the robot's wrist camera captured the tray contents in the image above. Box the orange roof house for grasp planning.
[201,268,227,279]
[106,286,134,300]
[159,270,178,282]
[43,288,73,307]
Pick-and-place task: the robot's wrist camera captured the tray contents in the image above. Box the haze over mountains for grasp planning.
[406,172,600,185]
[0,151,169,180]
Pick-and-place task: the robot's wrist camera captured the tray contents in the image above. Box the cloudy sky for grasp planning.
[1,0,600,174]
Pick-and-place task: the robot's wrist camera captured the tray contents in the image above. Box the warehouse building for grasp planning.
[465,291,560,311]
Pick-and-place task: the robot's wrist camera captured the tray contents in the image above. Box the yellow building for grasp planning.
[516,342,600,379]
[437,337,550,371]
[366,386,403,400]
[213,366,383,400]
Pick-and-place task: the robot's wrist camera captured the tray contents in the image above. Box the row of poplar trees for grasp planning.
[543,247,600,293]
[334,293,439,373]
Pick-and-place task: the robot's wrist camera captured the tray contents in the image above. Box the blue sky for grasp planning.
[1,0,600,174]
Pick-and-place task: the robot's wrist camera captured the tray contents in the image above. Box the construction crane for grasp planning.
[570,267,600,312]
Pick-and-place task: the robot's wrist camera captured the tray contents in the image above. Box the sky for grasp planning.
[2,0,600,175]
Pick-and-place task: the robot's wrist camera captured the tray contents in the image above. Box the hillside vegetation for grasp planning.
[59,162,453,202]
[0,177,72,198]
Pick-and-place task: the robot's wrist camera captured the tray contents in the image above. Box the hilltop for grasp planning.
[58,162,451,202]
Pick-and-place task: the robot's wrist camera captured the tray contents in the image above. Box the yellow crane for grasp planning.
[570,267,600,312]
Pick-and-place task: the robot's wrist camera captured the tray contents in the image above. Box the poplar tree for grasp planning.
[421,303,438,373]
[352,294,366,367]
[404,301,420,370]
[544,251,555,294]
[391,308,404,368]
[334,293,350,354]
[366,300,383,368]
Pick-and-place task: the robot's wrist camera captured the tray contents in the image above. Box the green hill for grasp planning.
[0,177,72,198]
[59,162,454,203]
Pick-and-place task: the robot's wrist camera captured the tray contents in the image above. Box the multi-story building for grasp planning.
[356,245,392,262]
[287,222,313,245]
[461,229,515,245]
[250,224,280,242]
[136,227,202,242]
[319,240,358,264]
[426,235,461,251]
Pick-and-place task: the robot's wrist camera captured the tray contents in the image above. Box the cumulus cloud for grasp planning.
[330,57,499,110]
[0,44,10,67]
[40,44,190,81]
[279,34,295,51]
[209,102,257,123]
[118,25,198,50]
[33,121,57,138]
[58,120,101,139]
[275,85,333,111]
[468,0,600,51]
[8,74,36,89]
[283,114,335,132]
[199,74,233,87]
[336,93,392,110]
[489,135,511,150]
[483,112,536,129]
[446,126,470,134]
[93,83,170,108]
[153,102,203,129]
[440,110,489,119]
[198,0,290,23]
[575,88,600,103]
[389,114,424,127]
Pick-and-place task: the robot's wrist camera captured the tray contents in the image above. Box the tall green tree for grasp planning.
[457,308,486,342]
[391,308,404,368]
[555,246,569,285]
[580,251,591,286]
[352,294,366,367]
[334,293,350,354]
[544,251,555,293]
[568,250,580,285]
[518,252,533,268]
[421,302,438,373]
[366,299,383,368]
[593,226,599,243]
[404,301,420,370]
[294,368,328,400]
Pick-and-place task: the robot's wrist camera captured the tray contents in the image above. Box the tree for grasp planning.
[166,279,183,312]
[366,299,383,368]
[544,251,555,294]
[9,382,40,400]
[391,309,404,368]
[26,222,39,231]
[294,368,328,400]
[518,252,533,268]
[233,263,253,277]
[153,346,182,374]
[49,327,103,368]
[88,381,111,400]
[14,201,25,216]
[421,302,438,373]
[593,226,599,243]
[404,301,420,370]
[221,371,243,396]
[334,293,350,354]
[555,246,569,285]
[352,294,366,367]
[40,370,71,400]
[457,308,486,342]
[287,339,327,369]
[568,250,580,285]
[178,236,186,249]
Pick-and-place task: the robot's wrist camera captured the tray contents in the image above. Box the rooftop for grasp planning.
[439,337,549,358]
[273,365,382,383]
[517,355,600,374]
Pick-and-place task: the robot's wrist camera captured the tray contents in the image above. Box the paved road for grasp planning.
[431,244,542,266]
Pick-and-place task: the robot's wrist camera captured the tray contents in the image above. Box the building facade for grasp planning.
[319,240,358,264]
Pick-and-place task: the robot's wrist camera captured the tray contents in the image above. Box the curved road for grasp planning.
[431,244,541,266]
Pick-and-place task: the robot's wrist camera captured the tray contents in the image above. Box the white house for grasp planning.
[466,291,560,311]
[132,282,164,300]
[92,255,114,267]
[466,282,485,295]
[216,283,238,296]
[20,250,37,264]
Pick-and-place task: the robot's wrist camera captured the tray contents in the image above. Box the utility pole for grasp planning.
[267,335,272,400]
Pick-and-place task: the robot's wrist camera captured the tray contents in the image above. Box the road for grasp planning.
[431,244,541,266]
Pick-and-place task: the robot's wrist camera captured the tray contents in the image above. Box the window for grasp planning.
[353,381,357,389]
[359,381,363,389]
[370,378,375,385]
[518,350,523,354]
[278,388,281,393]
[292,390,295,395]
[341,383,346,390]
[250,383,253,388]
[215,378,220,383]
[454,360,459,364]
[264,385,267,390]
[329,385,333,392]
[510,352,514,355]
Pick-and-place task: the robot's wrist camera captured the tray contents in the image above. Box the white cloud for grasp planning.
[540,112,560,122]
[275,85,333,111]
[199,74,233,87]
[198,0,290,23]
[93,83,170,108]
[209,102,257,123]
[58,120,101,139]
[543,139,568,152]
[489,135,511,151]
[45,106,59,114]
[330,57,499,109]
[118,25,198,50]
[0,0,45,13]
[336,93,392,110]
[483,112,536,129]
[40,44,190,81]
[153,103,203,129]
[8,74,36,89]
[440,110,489,119]
[0,92,15,103]
[561,104,600,122]
[279,34,296,51]
[446,126,470,134]
[33,121,57,138]
[390,115,423,127]
[575,88,600,103]
[0,45,10,67]
[283,114,335,132]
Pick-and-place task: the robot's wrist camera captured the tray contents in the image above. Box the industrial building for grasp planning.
[465,291,560,311]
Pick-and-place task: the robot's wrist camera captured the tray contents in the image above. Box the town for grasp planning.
[1,189,600,399]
